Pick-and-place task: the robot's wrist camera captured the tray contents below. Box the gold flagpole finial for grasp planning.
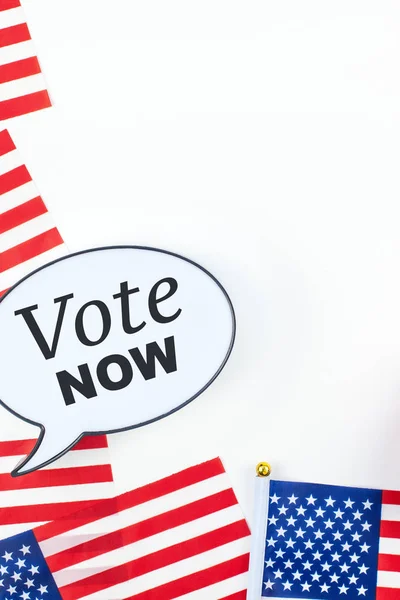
[256,462,272,477]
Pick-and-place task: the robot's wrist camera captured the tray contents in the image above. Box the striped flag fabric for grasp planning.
[0,435,115,541]
[0,0,51,120]
[259,478,400,599]
[0,457,251,599]
[0,132,116,554]
[0,128,67,296]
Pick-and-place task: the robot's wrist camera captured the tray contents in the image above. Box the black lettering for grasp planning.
[14,294,74,360]
[96,354,133,391]
[129,336,177,380]
[75,300,111,346]
[56,364,97,406]
[113,281,146,334]
[148,278,182,324]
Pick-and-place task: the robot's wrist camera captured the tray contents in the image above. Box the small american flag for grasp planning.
[0,0,51,121]
[261,479,400,600]
[0,458,250,599]
[0,435,115,540]
[0,128,67,296]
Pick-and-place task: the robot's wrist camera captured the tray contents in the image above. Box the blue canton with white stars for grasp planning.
[262,480,382,599]
[0,530,61,600]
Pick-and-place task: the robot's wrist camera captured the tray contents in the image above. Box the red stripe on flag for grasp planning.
[58,521,250,600]
[379,520,400,539]
[0,435,108,458]
[0,129,15,156]
[0,464,113,491]
[47,489,241,572]
[0,438,35,457]
[35,458,225,542]
[0,288,9,296]
[220,593,247,600]
[0,500,105,525]
[123,554,250,600]
[382,490,400,505]
[0,56,41,84]
[73,435,109,451]
[0,164,31,195]
[0,227,63,272]
[377,588,400,600]
[0,196,47,234]
[0,23,31,48]
[378,553,400,572]
[0,0,21,10]
[0,90,51,120]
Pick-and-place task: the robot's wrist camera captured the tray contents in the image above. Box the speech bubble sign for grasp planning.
[0,246,235,476]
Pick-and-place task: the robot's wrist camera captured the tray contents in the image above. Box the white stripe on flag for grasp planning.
[0,521,44,539]
[381,503,400,522]
[378,536,400,555]
[0,211,56,251]
[0,5,26,28]
[0,446,111,473]
[0,72,47,102]
[0,148,21,175]
[0,180,38,212]
[377,569,400,588]
[0,39,36,65]
[0,481,115,509]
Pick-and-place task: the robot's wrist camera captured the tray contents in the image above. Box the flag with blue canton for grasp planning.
[262,480,400,600]
[0,458,250,599]
[0,530,61,599]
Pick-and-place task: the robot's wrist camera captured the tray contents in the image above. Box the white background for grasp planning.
[4,0,400,522]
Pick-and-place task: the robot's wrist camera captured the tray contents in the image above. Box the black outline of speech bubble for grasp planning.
[0,245,236,477]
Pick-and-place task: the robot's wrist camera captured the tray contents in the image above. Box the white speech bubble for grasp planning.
[0,246,235,476]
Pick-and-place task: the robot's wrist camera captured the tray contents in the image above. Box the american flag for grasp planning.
[0,435,115,540]
[0,0,51,121]
[0,128,115,539]
[262,479,400,600]
[0,128,67,296]
[0,458,250,599]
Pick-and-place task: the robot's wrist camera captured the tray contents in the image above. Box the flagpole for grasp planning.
[247,462,272,600]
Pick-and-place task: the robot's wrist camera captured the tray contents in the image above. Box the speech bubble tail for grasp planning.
[12,427,81,477]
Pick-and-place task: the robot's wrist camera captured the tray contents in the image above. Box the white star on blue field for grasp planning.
[262,480,381,599]
[0,530,61,599]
